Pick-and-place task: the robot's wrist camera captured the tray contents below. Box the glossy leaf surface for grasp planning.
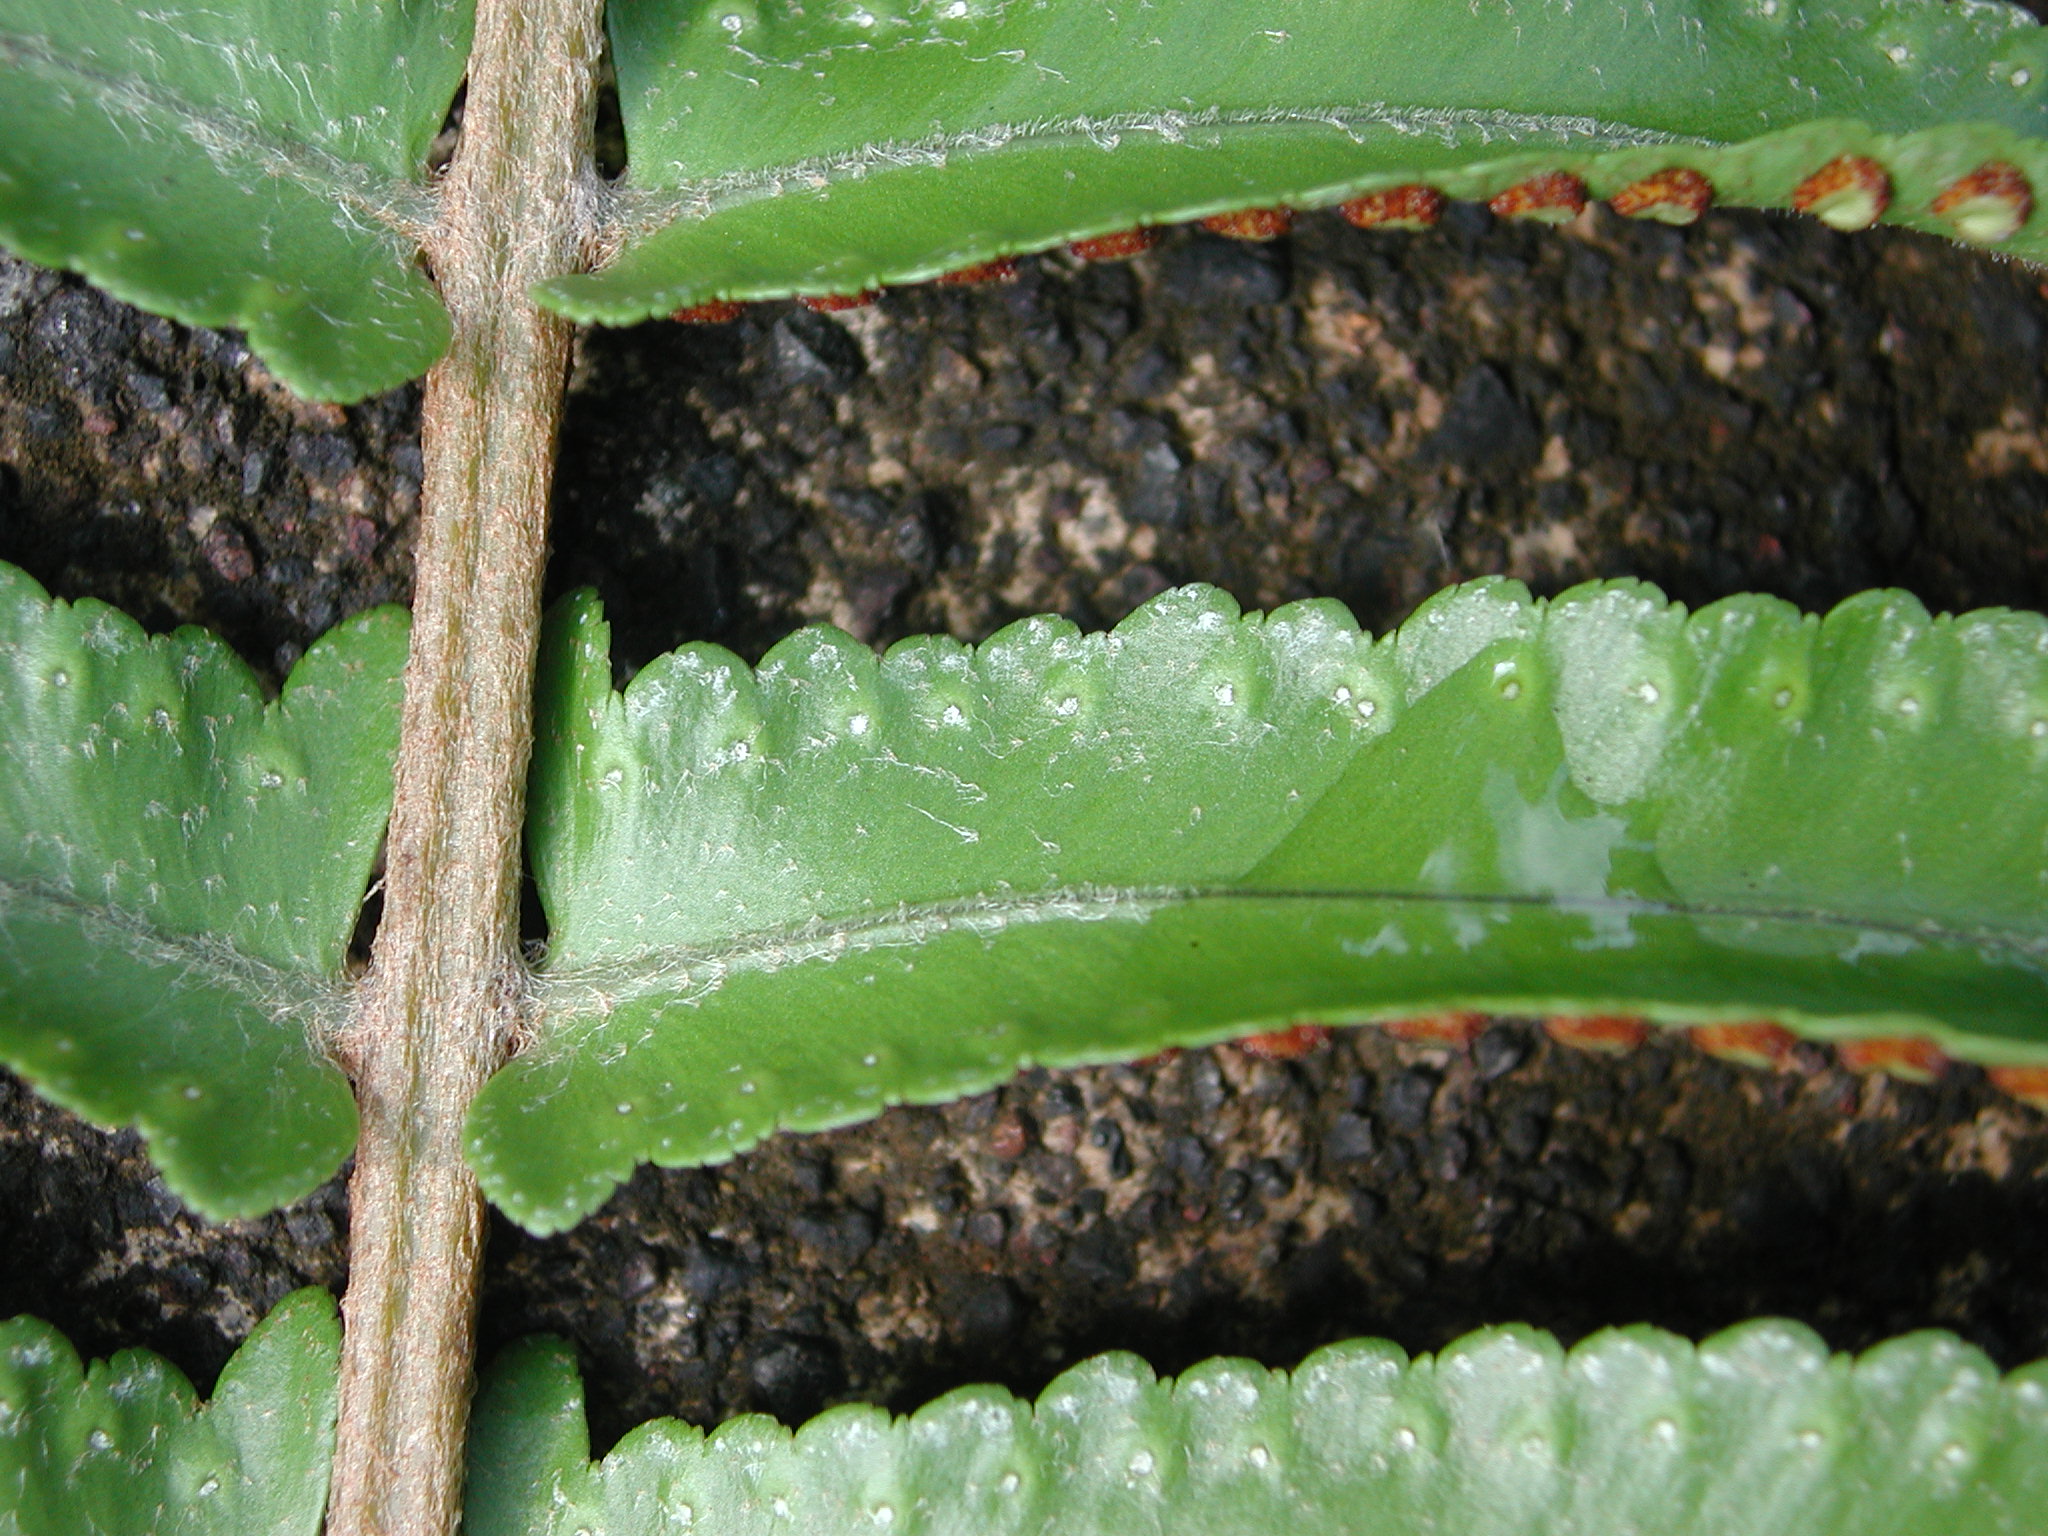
[0,0,470,400]
[466,1322,2048,1535]
[0,1288,340,1536]
[474,580,2048,1232]
[0,562,406,1217]
[543,0,2048,322]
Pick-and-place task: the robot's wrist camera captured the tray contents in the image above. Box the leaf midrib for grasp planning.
[0,28,437,239]
[0,875,347,1029]
[614,101,1720,236]
[531,881,2047,1018]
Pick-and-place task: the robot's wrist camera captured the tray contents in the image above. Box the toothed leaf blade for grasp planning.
[0,1288,340,1536]
[0,563,406,1217]
[543,0,2048,322]
[464,1323,2048,1535]
[0,0,471,400]
[474,579,2048,1233]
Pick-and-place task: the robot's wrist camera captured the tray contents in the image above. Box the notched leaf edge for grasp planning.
[0,561,409,1217]
[466,1320,2048,1536]
[474,578,2048,1232]
[0,1287,340,1536]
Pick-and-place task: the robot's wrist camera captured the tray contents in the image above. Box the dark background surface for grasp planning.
[3,194,2047,1448]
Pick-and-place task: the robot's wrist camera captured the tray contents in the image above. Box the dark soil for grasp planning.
[3,200,2047,1450]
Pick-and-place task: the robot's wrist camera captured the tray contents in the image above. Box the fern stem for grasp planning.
[324,1,604,1531]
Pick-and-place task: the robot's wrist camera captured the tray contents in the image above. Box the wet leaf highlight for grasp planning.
[472,579,2048,1232]
[465,1322,2048,1535]
[543,0,2048,322]
[0,0,471,399]
[0,1288,340,1536]
[0,561,406,1217]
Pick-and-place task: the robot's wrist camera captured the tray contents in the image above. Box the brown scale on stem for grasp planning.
[326,0,606,1530]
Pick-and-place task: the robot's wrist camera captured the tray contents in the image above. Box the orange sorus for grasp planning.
[1689,1021,1801,1071]
[1130,1047,1184,1070]
[670,299,746,324]
[1488,171,1588,224]
[1835,1035,1948,1083]
[936,257,1019,285]
[1201,207,1294,241]
[798,290,880,312]
[1382,1012,1487,1047]
[1339,185,1446,230]
[1986,1065,2048,1112]
[1610,167,1715,225]
[1792,155,1891,231]
[1544,1015,1651,1052]
[1933,161,2034,244]
[1234,1024,1333,1060]
[1068,228,1160,261]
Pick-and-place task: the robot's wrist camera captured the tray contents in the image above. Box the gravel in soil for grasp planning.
[2,199,2047,1442]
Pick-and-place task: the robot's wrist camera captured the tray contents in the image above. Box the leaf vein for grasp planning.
[614,102,1715,241]
[531,883,2046,1021]
[0,28,436,240]
[0,875,347,1038]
